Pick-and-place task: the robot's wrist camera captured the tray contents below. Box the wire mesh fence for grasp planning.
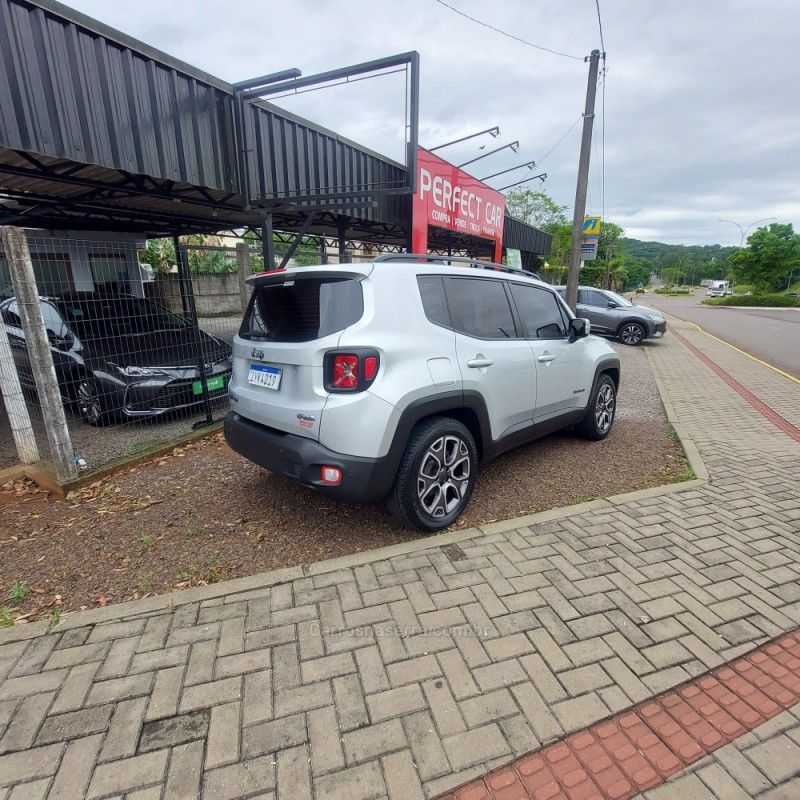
[0,231,386,475]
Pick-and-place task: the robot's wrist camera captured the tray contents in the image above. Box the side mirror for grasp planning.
[607,301,617,308]
[47,330,74,351]
[569,317,590,341]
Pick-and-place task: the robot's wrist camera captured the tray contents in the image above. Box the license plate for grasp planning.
[247,364,282,391]
[192,375,226,395]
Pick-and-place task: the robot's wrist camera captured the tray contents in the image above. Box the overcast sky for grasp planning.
[60,0,799,246]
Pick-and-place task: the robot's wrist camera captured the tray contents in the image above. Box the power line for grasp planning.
[595,0,607,56]
[537,115,583,166]
[433,0,584,60]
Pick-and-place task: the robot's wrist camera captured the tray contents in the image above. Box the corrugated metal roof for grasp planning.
[0,0,549,257]
[0,0,412,231]
[0,0,238,191]
[503,215,552,255]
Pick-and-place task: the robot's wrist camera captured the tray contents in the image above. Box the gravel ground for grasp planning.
[0,341,688,625]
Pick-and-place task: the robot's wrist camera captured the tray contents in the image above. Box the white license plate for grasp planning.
[247,364,282,391]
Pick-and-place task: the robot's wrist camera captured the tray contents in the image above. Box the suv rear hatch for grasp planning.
[230,266,371,440]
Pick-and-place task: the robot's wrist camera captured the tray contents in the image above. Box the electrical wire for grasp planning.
[433,0,584,60]
[601,59,606,225]
[595,0,607,222]
[595,0,606,57]
[537,115,583,166]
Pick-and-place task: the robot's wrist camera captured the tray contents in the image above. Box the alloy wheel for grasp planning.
[619,323,644,345]
[416,434,471,519]
[595,382,616,434]
[77,380,102,425]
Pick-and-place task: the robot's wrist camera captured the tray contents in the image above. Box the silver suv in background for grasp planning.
[225,256,621,532]
[554,286,666,346]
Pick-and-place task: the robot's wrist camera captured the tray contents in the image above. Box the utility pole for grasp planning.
[565,49,601,313]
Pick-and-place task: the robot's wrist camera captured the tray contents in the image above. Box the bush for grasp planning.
[702,294,800,307]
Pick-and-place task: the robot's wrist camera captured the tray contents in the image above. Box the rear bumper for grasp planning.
[223,411,397,504]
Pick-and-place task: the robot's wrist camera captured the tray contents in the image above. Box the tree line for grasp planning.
[505,189,799,294]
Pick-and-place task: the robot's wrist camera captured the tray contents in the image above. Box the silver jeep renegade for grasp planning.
[225,255,621,532]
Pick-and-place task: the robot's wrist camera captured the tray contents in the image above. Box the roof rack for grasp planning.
[370,253,540,279]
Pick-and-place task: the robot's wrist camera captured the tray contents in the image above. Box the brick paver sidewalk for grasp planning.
[1,317,798,799]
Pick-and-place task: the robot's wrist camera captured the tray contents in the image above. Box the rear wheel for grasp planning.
[387,417,477,533]
[575,374,616,440]
[618,321,646,345]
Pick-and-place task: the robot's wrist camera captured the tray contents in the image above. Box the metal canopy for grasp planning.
[0,0,549,258]
[0,0,417,243]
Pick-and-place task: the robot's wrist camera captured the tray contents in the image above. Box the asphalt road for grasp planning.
[636,290,800,379]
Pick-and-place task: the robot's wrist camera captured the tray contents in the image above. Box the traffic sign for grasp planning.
[583,216,601,236]
[580,241,598,260]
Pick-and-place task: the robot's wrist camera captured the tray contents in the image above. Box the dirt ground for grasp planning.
[0,343,689,626]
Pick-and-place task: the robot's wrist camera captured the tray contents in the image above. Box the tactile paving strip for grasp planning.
[437,628,800,800]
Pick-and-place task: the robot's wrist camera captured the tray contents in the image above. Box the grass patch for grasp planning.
[139,534,155,550]
[9,581,30,604]
[0,607,15,628]
[139,572,154,591]
[703,294,800,307]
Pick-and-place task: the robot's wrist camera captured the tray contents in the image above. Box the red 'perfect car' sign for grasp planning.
[411,147,506,261]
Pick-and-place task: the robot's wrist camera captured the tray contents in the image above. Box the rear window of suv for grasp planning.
[241,277,363,342]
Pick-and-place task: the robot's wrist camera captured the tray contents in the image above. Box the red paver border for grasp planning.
[438,628,800,800]
[671,328,800,443]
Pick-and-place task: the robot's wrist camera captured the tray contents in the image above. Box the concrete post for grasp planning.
[236,242,251,311]
[1,226,77,481]
[0,307,39,464]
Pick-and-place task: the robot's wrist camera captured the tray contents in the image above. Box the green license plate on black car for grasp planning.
[192,375,225,395]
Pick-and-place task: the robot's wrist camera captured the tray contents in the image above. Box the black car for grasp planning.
[1,291,232,425]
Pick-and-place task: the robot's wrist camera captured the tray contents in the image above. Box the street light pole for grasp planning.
[717,217,777,248]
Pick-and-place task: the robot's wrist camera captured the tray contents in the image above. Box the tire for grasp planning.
[387,417,478,533]
[618,321,646,346]
[76,376,113,427]
[575,374,616,440]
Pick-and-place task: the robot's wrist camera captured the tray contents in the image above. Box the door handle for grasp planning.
[537,355,556,363]
[467,358,494,368]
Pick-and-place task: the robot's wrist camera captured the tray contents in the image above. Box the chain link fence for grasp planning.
[0,232,384,476]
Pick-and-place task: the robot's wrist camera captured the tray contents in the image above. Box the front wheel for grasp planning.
[575,374,616,440]
[387,417,478,533]
[76,377,113,427]
[618,321,646,346]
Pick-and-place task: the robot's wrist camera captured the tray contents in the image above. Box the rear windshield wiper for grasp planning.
[239,329,268,340]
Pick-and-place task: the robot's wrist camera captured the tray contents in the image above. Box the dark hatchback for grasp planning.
[1,292,231,425]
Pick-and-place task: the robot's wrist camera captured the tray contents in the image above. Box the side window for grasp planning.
[418,276,450,327]
[509,284,568,339]
[583,290,609,307]
[445,278,516,339]
[40,302,70,338]
[2,301,22,328]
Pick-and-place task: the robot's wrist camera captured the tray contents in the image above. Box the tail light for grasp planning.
[324,348,380,393]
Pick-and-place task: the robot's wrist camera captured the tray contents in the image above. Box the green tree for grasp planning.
[505,189,569,232]
[547,224,572,267]
[729,223,800,293]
